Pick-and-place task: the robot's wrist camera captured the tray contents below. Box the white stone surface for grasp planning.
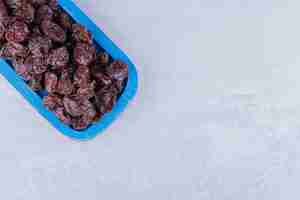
[0,0,299,199]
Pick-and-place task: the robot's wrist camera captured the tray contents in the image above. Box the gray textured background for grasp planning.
[0,0,299,199]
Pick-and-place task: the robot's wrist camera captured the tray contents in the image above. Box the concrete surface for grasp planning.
[0,0,299,199]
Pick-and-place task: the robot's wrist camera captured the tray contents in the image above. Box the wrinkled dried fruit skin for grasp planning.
[4,0,24,10]
[43,94,62,110]
[35,5,53,24]
[80,99,96,121]
[74,42,96,66]
[29,0,47,7]
[76,81,95,100]
[95,86,118,114]
[47,46,69,68]
[0,42,27,59]
[12,58,32,80]
[41,20,66,43]
[74,65,90,87]
[72,24,92,44]
[44,72,58,93]
[71,116,89,130]
[57,69,73,95]
[63,97,82,117]
[5,21,30,43]
[54,107,71,125]
[14,3,35,23]
[28,36,52,57]
[92,70,112,88]
[32,56,47,74]
[0,0,8,21]
[106,60,128,82]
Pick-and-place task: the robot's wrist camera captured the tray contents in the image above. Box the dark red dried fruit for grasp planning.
[31,56,47,74]
[28,36,52,57]
[63,97,82,117]
[41,20,66,43]
[11,58,32,80]
[92,70,112,88]
[0,41,27,59]
[35,5,53,24]
[76,81,95,100]
[80,99,97,121]
[106,60,128,82]
[14,3,35,23]
[44,72,58,93]
[74,65,90,87]
[4,0,24,10]
[71,116,89,130]
[54,107,71,125]
[57,69,74,95]
[47,46,69,68]
[5,21,30,43]
[95,85,118,114]
[28,0,47,7]
[43,94,62,110]
[73,42,96,66]
[0,3,128,130]
[0,0,8,21]
[72,24,92,44]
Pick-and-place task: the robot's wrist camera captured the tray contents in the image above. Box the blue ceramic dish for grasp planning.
[0,0,138,140]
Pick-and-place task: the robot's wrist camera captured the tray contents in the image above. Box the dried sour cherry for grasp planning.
[41,20,66,43]
[5,20,30,43]
[0,1,129,130]
[73,42,96,66]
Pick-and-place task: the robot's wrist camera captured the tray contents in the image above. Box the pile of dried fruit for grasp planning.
[0,0,128,130]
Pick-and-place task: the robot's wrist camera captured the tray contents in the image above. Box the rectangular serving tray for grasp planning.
[0,0,138,140]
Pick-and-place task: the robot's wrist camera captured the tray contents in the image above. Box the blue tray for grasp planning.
[0,0,138,140]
